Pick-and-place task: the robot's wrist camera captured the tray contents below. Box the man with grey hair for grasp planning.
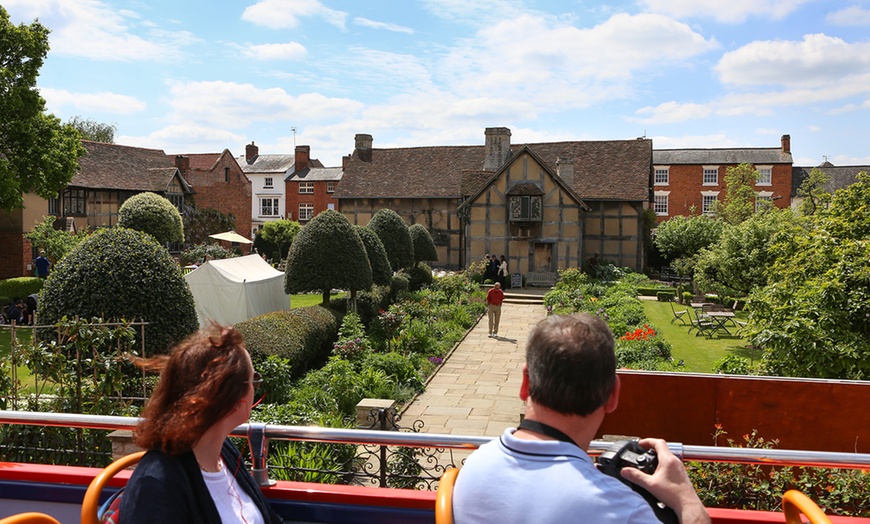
[453,313,709,523]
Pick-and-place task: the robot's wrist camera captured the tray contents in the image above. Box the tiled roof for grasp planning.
[183,153,221,171]
[74,141,188,192]
[792,164,870,196]
[335,138,652,201]
[236,154,295,174]
[654,148,792,165]
[461,170,494,197]
[507,182,544,196]
[286,167,342,182]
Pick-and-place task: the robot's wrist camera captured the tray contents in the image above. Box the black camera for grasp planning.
[597,440,678,524]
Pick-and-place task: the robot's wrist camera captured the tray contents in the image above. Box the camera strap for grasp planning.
[516,419,579,448]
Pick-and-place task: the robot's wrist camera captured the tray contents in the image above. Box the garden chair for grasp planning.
[669,299,688,325]
[687,306,715,338]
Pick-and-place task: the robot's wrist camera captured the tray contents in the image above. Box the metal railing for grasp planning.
[2,410,870,475]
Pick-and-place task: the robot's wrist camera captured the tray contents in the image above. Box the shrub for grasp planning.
[368,209,414,271]
[330,287,386,326]
[235,306,340,378]
[361,352,424,393]
[332,313,370,360]
[400,263,433,292]
[713,355,755,375]
[355,225,392,286]
[178,243,237,265]
[117,192,184,244]
[656,291,676,302]
[253,355,295,405]
[682,291,694,304]
[36,228,198,355]
[409,223,437,265]
[0,277,43,302]
[389,272,410,303]
[255,219,301,263]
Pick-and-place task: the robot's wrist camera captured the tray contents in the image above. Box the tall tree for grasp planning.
[182,205,235,246]
[796,167,832,216]
[67,116,117,143]
[284,210,372,306]
[0,7,85,210]
[713,163,760,225]
[255,219,300,262]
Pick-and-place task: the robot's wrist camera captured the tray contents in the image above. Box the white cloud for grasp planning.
[826,5,870,26]
[241,0,346,30]
[40,87,147,114]
[639,0,813,23]
[4,0,194,61]
[716,34,870,87]
[650,133,741,149]
[353,18,414,34]
[632,101,712,124]
[419,0,531,25]
[165,81,363,128]
[241,42,307,60]
[118,125,247,154]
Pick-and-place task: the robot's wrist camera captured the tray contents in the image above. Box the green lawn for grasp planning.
[290,292,345,308]
[642,300,762,373]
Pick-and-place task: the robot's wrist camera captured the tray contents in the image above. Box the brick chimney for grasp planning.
[484,127,511,171]
[295,145,310,171]
[174,155,189,174]
[781,134,791,154]
[556,157,574,188]
[245,141,259,164]
[355,134,373,162]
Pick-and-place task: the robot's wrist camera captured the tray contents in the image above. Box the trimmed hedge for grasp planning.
[354,225,392,287]
[656,291,676,302]
[36,227,198,355]
[0,277,44,301]
[409,223,437,265]
[368,209,414,271]
[399,263,433,292]
[236,306,340,378]
[637,287,673,297]
[118,192,184,244]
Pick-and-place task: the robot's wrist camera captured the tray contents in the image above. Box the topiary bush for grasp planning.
[355,225,392,286]
[399,263,433,292]
[235,306,340,378]
[409,223,437,266]
[368,209,414,271]
[36,227,198,355]
[117,192,184,244]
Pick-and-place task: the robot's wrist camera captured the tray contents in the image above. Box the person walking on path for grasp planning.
[35,251,51,278]
[486,282,505,337]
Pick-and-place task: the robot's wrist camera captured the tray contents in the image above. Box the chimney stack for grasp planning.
[245,141,259,164]
[484,127,511,171]
[174,155,189,174]
[556,157,574,187]
[355,134,373,162]
[781,134,791,154]
[295,145,310,171]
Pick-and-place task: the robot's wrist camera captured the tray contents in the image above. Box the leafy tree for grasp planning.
[653,214,725,280]
[0,7,85,210]
[25,215,87,265]
[355,225,392,286]
[182,205,235,246]
[284,210,372,306]
[748,173,870,379]
[694,208,802,297]
[36,227,199,355]
[178,243,237,265]
[713,163,760,225]
[368,209,414,271]
[67,116,116,143]
[796,167,832,216]
[409,223,438,266]
[255,219,300,262]
[117,192,184,244]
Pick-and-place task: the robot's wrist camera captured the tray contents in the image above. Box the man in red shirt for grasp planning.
[486,282,505,338]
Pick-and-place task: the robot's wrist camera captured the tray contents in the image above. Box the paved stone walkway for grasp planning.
[401,300,548,444]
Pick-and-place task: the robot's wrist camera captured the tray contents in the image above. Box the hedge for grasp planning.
[656,291,676,302]
[236,306,340,378]
[118,192,184,244]
[0,277,44,303]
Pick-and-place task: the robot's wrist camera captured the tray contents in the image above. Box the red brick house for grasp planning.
[284,145,340,223]
[651,135,793,222]
[171,150,253,243]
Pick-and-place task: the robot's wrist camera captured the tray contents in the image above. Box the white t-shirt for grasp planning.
[453,428,660,523]
[200,459,265,524]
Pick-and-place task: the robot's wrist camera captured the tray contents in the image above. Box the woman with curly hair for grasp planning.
[120,324,283,523]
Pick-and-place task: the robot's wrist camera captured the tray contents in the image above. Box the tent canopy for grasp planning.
[209,231,253,244]
[183,254,289,327]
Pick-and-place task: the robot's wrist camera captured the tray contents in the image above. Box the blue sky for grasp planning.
[6,0,870,167]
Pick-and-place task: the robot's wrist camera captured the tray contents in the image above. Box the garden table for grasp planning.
[707,311,736,336]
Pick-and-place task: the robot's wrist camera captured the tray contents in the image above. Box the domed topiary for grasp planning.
[368,209,413,271]
[409,223,438,266]
[36,227,198,355]
[284,210,372,305]
[118,192,184,245]
[355,225,392,286]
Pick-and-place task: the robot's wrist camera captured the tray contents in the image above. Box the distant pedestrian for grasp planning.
[489,255,500,284]
[498,255,509,289]
[35,251,51,278]
[486,282,505,338]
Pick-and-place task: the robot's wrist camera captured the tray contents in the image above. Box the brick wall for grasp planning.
[0,233,30,280]
[181,153,253,249]
[285,181,338,222]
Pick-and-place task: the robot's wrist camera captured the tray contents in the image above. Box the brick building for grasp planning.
[237,142,296,238]
[284,145,340,223]
[651,135,793,222]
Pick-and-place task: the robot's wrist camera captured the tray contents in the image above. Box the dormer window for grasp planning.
[264,177,273,188]
[509,195,542,221]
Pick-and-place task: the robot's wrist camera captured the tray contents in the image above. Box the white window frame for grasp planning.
[654,166,669,186]
[299,182,314,194]
[653,191,669,216]
[264,177,273,188]
[298,203,314,221]
[327,181,336,193]
[259,197,280,217]
[703,166,719,186]
[756,191,773,212]
[701,191,719,216]
[756,165,772,186]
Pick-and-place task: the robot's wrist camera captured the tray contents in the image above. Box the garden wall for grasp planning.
[599,371,870,453]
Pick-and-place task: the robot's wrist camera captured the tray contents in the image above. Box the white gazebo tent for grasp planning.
[183,254,289,327]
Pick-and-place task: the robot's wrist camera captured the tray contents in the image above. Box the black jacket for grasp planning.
[119,439,283,523]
